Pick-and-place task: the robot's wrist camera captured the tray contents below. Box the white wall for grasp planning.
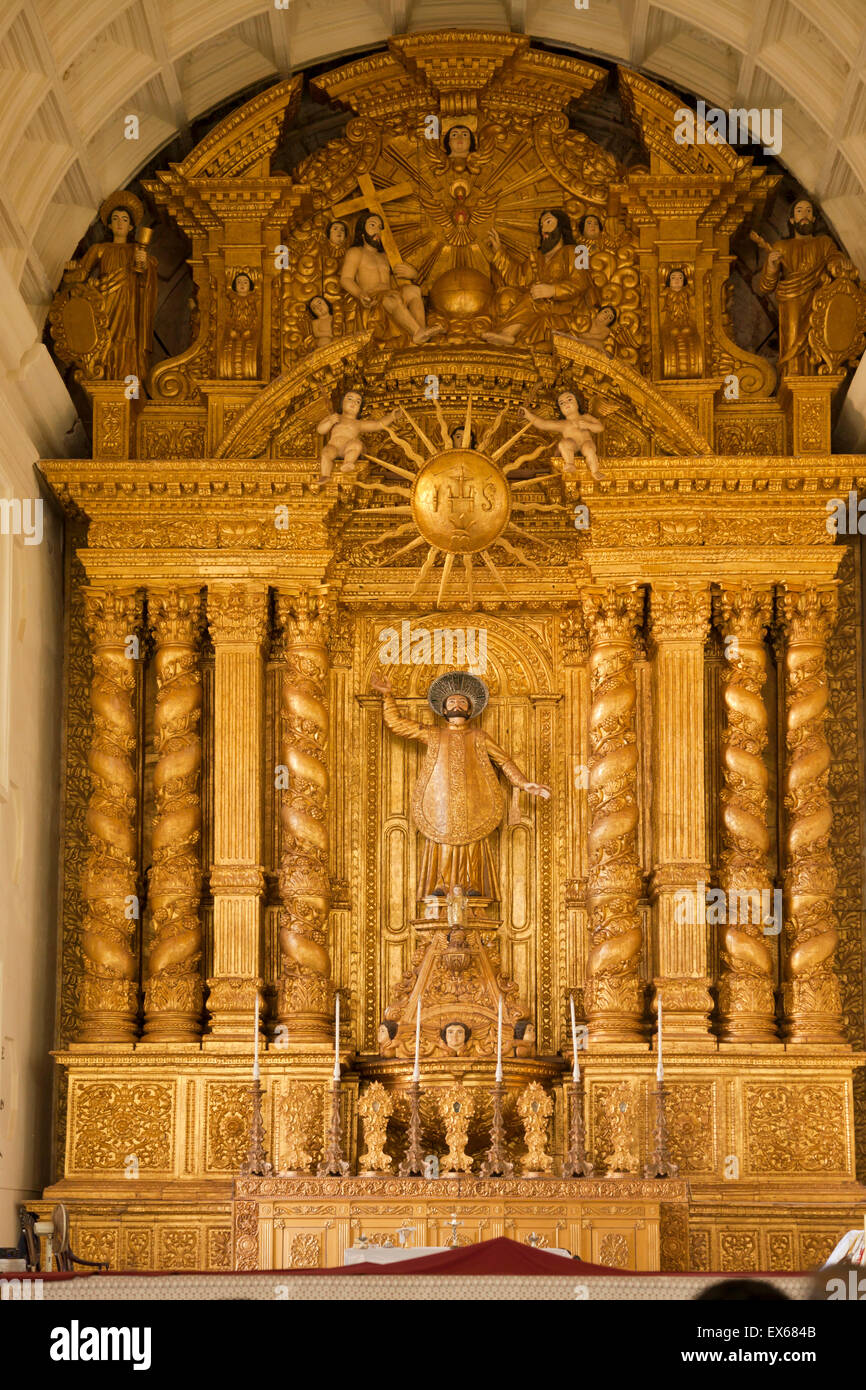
[0,254,79,1246]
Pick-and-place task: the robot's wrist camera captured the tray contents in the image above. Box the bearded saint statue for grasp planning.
[370,671,550,901]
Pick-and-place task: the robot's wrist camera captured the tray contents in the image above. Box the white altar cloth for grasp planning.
[344,1246,441,1264]
[343,1244,573,1265]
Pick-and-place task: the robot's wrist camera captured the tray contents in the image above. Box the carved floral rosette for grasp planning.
[581,587,645,1040]
[276,590,336,1034]
[79,590,143,1041]
[144,588,204,1039]
[713,585,778,1040]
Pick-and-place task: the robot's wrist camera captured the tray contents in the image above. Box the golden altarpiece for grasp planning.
[36,32,866,1273]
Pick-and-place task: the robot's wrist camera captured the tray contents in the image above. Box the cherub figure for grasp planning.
[569,304,617,354]
[316,390,397,484]
[307,295,334,345]
[521,389,605,481]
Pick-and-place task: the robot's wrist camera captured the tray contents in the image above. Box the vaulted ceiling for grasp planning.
[1,0,864,326]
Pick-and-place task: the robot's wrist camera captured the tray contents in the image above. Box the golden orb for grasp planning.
[429,267,493,319]
[411,450,511,555]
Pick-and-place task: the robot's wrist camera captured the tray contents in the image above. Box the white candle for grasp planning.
[569,994,579,1084]
[253,994,260,1081]
[495,995,503,1083]
[333,993,341,1082]
[412,999,421,1083]
[656,996,664,1082]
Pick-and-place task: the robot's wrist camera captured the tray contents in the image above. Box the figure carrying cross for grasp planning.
[334,175,442,346]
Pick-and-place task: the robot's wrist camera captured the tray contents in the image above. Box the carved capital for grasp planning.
[582,585,643,648]
[276,585,338,651]
[150,586,204,647]
[776,584,838,646]
[712,583,772,642]
[206,584,269,646]
[84,588,142,648]
[649,584,710,643]
[559,607,589,665]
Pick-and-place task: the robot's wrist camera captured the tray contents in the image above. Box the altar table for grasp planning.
[232,1174,690,1270]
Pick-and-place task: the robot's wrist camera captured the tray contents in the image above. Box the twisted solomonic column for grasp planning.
[581,585,645,1043]
[777,584,845,1044]
[275,589,335,1039]
[80,590,143,1043]
[713,585,778,1042]
[143,588,204,1041]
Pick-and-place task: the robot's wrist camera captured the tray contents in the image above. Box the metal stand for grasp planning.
[316,1079,350,1177]
[479,1081,514,1177]
[562,1080,594,1178]
[239,1077,273,1177]
[643,1079,679,1178]
[397,1080,425,1176]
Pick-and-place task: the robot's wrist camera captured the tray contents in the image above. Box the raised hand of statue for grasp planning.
[530,283,555,300]
[370,672,392,696]
[523,781,551,799]
[486,227,501,255]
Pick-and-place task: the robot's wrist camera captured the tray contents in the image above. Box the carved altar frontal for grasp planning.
[37,30,866,1273]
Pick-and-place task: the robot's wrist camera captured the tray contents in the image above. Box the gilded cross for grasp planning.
[332,172,414,270]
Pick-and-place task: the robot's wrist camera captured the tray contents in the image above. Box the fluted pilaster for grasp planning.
[143,588,204,1041]
[712,584,778,1042]
[275,587,335,1039]
[205,584,269,1041]
[581,585,645,1043]
[79,589,142,1043]
[648,584,713,1040]
[777,584,845,1044]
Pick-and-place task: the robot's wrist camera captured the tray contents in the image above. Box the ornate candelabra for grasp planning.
[398,1080,426,1176]
[316,1079,350,1177]
[239,1077,273,1177]
[562,1081,594,1178]
[643,1079,679,1178]
[479,1081,514,1177]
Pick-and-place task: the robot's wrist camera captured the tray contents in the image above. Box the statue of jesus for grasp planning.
[370,670,550,901]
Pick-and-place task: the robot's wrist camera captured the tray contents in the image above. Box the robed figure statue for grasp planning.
[371,670,550,901]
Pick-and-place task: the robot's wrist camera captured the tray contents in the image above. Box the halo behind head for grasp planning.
[100,190,145,229]
[428,671,489,718]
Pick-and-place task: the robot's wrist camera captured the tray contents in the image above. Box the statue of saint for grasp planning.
[61,190,158,382]
[340,210,442,345]
[483,209,598,346]
[757,198,858,375]
[370,670,550,901]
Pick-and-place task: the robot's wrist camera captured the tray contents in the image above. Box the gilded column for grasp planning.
[205,584,269,1042]
[79,589,142,1043]
[777,584,845,1044]
[143,588,204,1041]
[581,585,645,1043]
[648,584,713,1040]
[713,584,777,1042]
[275,588,335,1040]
